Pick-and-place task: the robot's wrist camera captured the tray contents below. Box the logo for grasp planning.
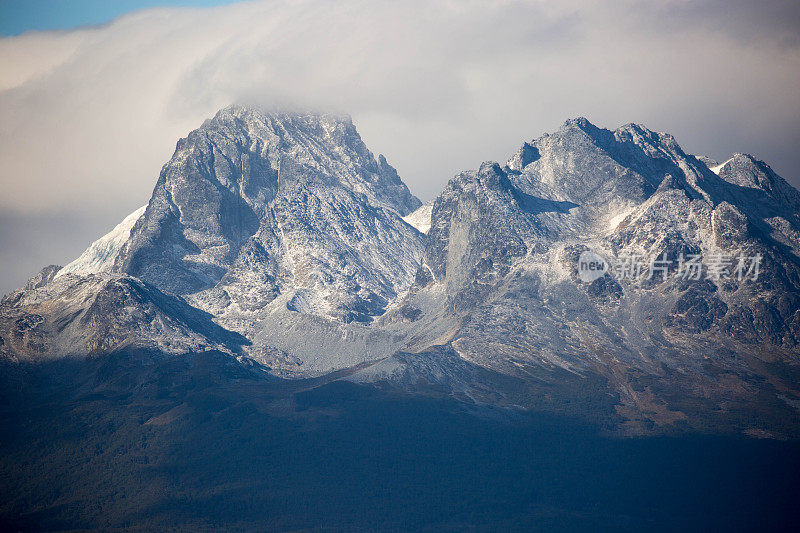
[577,250,608,282]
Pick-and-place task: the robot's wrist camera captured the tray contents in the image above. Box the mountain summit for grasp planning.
[117,106,423,318]
[2,108,799,436]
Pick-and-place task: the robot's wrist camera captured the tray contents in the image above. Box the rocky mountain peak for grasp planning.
[561,116,594,130]
[4,111,800,436]
[716,153,800,211]
[112,104,422,301]
[174,104,420,214]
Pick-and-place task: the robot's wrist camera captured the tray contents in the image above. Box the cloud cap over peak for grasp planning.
[1,0,799,293]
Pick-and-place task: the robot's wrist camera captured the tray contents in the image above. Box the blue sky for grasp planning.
[0,0,239,35]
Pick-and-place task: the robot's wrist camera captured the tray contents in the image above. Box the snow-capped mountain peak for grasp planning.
[4,108,800,436]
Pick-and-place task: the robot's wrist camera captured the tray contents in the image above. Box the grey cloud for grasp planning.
[0,210,121,296]
[629,0,800,49]
[1,0,799,293]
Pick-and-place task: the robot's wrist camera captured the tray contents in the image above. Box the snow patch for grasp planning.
[56,205,146,278]
[708,157,733,175]
[607,207,635,232]
[403,203,433,234]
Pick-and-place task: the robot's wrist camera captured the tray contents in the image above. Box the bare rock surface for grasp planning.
[3,109,799,435]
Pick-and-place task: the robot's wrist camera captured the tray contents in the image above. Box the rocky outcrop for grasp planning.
[114,106,423,323]
[3,110,799,436]
[374,118,800,435]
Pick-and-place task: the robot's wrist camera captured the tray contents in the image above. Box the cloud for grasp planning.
[1,0,799,292]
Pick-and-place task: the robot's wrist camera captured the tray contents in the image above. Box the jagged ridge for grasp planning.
[2,110,800,436]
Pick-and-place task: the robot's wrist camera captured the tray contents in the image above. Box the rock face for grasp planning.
[376,118,800,435]
[2,109,800,436]
[114,106,423,324]
[0,270,247,361]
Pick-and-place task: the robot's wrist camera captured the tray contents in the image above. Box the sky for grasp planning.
[0,0,238,35]
[1,0,799,295]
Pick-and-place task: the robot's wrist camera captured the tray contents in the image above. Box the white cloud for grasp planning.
[1,0,799,291]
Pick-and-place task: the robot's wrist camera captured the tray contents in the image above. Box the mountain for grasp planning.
[2,108,799,436]
[369,118,800,434]
[115,106,422,320]
[2,106,425,374]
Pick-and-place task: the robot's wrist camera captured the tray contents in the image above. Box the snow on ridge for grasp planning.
[607,206,635,232]
[708,157,734,175]
[403,203,433,234]
[56,205,147,278]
